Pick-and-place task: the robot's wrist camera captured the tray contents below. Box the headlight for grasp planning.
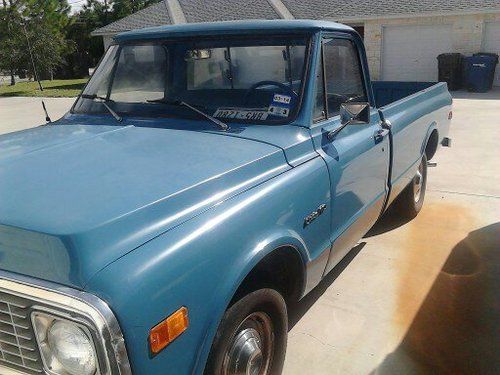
[32,312,98,375]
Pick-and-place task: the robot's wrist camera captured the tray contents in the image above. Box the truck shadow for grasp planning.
[371,222,500,374]
[288,242,366,329]
[364,203,413,238]
[288,203,410,329]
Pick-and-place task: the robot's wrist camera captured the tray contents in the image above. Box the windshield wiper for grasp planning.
[81,94,122,122]
[147,97,229,131]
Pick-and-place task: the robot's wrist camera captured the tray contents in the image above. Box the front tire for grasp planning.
[395,154,428,219]
[205,289,288,375]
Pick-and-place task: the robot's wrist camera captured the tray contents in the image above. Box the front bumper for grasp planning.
[0,271,131,375]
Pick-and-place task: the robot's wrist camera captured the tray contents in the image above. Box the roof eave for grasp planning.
[90,30,120,37]
[332,7,500,23]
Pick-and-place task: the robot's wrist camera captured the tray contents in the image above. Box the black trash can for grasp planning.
[437,53,463,91]
[464,54,499,92]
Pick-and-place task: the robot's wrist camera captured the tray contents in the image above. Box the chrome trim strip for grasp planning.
[0,271,131,375]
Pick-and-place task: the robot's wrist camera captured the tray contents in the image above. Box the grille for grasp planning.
[0,291,43,374]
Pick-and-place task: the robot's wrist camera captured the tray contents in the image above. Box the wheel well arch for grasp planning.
[229,245,305,308]
[425,129,439,161]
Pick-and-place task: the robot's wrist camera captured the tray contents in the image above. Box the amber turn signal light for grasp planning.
[149,306,189,354]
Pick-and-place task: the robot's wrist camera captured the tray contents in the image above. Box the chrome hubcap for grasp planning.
[414,162,424,203]
[223,312,273,375]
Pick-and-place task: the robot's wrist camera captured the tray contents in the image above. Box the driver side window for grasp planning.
[322,38,367,117]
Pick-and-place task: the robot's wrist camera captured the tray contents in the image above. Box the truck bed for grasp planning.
[372,81,437,108]
[373,81,452,206]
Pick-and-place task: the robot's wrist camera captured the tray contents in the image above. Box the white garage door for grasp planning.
[382,25,453,81]
[482,22,500,86]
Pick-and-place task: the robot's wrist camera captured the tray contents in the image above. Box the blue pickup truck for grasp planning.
[0,20,451,375]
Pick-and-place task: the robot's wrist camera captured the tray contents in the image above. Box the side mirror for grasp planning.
[340,102,370,126]
[327,102,370,140]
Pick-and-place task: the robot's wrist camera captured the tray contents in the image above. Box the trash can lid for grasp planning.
[473,52,499,64]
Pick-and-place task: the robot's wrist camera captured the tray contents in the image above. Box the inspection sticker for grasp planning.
[268,105,290,117]
[272,94,292,105]
[213,108,269,121]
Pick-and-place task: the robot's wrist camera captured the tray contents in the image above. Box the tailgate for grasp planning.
[378,82,452,192]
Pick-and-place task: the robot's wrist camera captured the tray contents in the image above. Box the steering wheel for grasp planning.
[243,80,298,104]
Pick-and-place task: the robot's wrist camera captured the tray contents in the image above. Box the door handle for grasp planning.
[374,119,391,142]
[381,119,392,130]
[377,129,390,137]
[374,128,389,142]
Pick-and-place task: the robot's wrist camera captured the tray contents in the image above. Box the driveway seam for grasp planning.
[428,189,500,199]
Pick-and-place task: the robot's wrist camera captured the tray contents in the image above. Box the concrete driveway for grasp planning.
[0,96,74,134]
[1,91,499,374]
[285,90,500,374]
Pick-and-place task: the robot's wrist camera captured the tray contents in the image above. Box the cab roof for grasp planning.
[114,19,354,42]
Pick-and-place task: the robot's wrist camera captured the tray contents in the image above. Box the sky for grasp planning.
[68,0,89,14]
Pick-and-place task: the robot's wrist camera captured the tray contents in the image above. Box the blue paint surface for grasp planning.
[114,19,354,42]
[0,20,452,374]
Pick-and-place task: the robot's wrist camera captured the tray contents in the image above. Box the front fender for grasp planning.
[84,156,331,374]
[192,229,308,373]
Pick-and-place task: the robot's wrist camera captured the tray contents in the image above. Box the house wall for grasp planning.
[364,13,500,80]
[103,35,114,51]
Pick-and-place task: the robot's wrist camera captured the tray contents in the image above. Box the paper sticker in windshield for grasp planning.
[268,93,292,117]
[272,94,292,105]
[268,105,290,118]
[213,108,269,121]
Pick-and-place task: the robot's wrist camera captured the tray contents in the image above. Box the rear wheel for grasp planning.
[205,289,287,375]
[395,154,428,219]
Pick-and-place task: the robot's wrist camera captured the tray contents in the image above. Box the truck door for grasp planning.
[310,36,390,275]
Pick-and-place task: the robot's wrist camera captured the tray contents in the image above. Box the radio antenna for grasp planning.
[22,21,52,123]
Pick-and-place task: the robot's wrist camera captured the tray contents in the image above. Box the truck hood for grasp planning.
[0,123,289,288]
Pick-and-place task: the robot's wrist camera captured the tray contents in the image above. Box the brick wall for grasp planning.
[363,13,500,80]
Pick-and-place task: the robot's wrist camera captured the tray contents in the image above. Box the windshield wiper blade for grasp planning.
[147,97,229,131]
[81,94,122,122]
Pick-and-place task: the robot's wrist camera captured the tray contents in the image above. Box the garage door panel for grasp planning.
[382,25,453,81]
[483,22,500,86]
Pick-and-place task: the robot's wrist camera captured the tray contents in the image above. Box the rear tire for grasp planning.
[394,154,427,219]
[205,289,287,375]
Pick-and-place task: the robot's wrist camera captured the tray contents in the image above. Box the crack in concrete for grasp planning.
[428,189,500,199]
[290,331,338,350]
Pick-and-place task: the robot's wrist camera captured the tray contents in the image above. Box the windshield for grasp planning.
[73,36,309,124]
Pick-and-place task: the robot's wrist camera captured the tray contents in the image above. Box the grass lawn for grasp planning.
[0,78,88,98]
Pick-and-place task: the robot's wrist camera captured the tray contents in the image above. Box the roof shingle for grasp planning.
[282,0,500,20]
[92,1,171,35]
[92,0,500,36]
[179,0,280,23]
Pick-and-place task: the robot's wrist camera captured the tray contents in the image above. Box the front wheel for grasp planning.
[395,154,428,219]
[205,289,288,375]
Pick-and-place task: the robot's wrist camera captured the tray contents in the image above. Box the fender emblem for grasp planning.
[304,204,327,227]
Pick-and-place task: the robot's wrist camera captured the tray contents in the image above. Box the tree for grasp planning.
[0,0,163,82]
[64,0,160,79]
[111,0,159,19]
[0,0,73,84]
[0,0,23,85]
